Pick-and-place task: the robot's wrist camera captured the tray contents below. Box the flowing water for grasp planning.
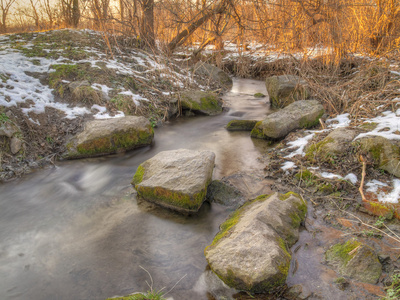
[0,79,273,300]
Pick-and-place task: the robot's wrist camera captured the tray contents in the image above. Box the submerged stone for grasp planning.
[64,116,154,159]
[132,149,215,213]
[265,75,310,108]
[226,120,258,131]
[180,90,223,116]
[251,100,324,140]
[205,192,307,293]
[325,240,382,284]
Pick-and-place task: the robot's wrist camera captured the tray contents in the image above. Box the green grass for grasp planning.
[0,112,11,125]
[385,273,400,300]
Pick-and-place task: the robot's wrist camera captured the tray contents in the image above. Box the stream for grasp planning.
[0,78,274,300]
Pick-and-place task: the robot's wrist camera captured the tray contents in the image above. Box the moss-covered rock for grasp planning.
[254,93,266,98]
[205,192,307,293]
[356,136,400,177]
[225,120,259,131]
[265,75,310,108]
[64,116,154,159]
[180,90,223,116]
[133,149,215,213]
[251,100,324,140]
[325,240,382,284]
[306,128,358,164]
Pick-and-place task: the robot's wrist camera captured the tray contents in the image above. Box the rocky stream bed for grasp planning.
[1,30,400,300]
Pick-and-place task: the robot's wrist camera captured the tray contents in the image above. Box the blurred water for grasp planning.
[0,78,271,300]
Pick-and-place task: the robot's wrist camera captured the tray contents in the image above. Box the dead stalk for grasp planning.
[359,154,367,202]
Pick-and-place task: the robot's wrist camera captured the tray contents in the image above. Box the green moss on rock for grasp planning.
[206,194,271,250]
[75,128,153,157]
[132,165,145,185]
[250,121,265,139]
[135,185,207,213]
[326,240,361,266]
[254,93,265,98]
[226,120,258,131]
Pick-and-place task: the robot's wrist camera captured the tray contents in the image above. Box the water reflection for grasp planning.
[0,78,271,300]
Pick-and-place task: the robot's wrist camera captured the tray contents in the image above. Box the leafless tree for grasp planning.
[0,0,17,32]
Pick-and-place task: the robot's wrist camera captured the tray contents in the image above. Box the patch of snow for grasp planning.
[0,49,93,120]
[376,179,400,203]
[285,133,316,158]
[281,161,297,170]
[366,180,389,193]
[92,83,112,95]
[344,173,358,184]
[366,179,400,204]
[355,110,400,140]
[118,90,148,106]
[92,104,124,119]
[319,172,342,180]
[326,113,351,129]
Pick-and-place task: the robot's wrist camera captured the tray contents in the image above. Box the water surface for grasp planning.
[0,78,271,300]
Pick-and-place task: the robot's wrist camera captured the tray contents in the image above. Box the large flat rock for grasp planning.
[64,116,154,159]
[205,192,307,293]
[251,100,324,140]
[132,149,215,213]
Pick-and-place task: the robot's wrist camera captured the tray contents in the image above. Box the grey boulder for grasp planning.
[64,116,154,159]
[132,149,215,213]
[205,192,307,293]
[266,75,310,108]
[251,100,324,140]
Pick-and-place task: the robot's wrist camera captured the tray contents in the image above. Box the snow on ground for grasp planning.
[355,109,400,140]
[0,49,91,120]
[0,30,197,123]
[285,133,316,158]
[279,110,400,202]
[366,179,400,204]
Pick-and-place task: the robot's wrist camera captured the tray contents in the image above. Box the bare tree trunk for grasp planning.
[140,0,155,47]
[0,0,17,33]
[119,0,124,22]
[72,0,80,27]
[29,0,40,28]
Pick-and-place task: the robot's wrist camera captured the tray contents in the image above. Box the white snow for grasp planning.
[355,109,400,140]
[326,113,351,129]
[92,83,113,95]
[366,180,389,193]
[281,161,297,170]
[285,133,316,158]
[366,179,400,203]
[319,172,343,180]
[118,90,148,106]
[344,173,358,184]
